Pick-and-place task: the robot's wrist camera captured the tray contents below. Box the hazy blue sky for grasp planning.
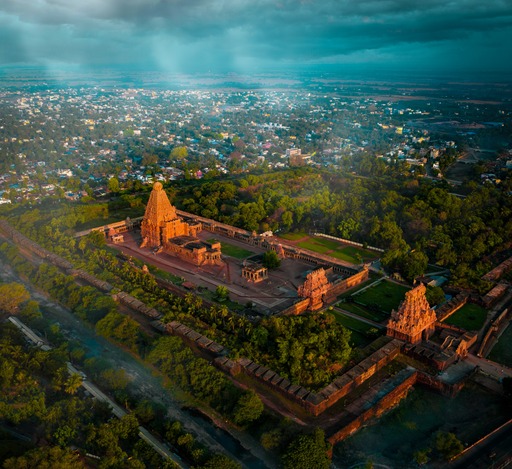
[1,0,512,77]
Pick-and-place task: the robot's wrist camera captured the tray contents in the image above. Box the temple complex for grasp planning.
[140,182,221,265]
[386,283,436,344]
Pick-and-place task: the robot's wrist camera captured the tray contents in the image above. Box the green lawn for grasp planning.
[279,232,308,241]
[331,309,375,347]
[353,280,410,314]
[444,303,487,331]
[297,239,332,254]
[337,302,389,323]
[329,248,362,263]
[338,245,379,262]
[309,237,341,250]
[295,235,379,264]
[489,323,512,368]
[208,240,253,259]
[331,310,377,334]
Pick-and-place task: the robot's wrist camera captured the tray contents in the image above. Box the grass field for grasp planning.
[296,236,378,264]
[444,303,487,331]
[279,232,308,241]
[489,323,512,367]
[208,240,253,259]
[332,311,378,334]
[353,280,410,313]
[329,245,376,263]
[336,280,410,323]
[338,302,389,322]
[297,239,333,254]
[331,310,375,347]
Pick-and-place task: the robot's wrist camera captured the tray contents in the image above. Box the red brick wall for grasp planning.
[327,371,418,445]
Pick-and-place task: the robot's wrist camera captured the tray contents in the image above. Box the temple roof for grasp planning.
[143,182,178,226]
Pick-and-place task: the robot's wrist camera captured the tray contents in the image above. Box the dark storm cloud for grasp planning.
[0,0,511,74]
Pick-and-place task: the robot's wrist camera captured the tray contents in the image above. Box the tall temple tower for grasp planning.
[140,182,177,248]
[140,182,199,248]
[139,182,220,265]
[386,283,436,344]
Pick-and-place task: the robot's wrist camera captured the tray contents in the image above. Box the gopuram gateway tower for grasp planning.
[140,182,222,265]
[386,283,436,344]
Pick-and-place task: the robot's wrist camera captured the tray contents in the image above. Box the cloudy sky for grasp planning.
[1,0,512,77]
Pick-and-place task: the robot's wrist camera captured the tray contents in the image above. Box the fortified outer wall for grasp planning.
[310,339,402,415]
[115,292,162,320]
[482,282,509,307]
[327,369,418,446]
[324,268,369,303]
[0,219,73,271]
[436,293,469,322]
[416,371,466,397]
[327,368,469,446]
[478,307,510,357]
[482,255,512,282]
[70,269,113,293]
[278,298,310,316]
[154,320,227,357]
[237,339,403,416]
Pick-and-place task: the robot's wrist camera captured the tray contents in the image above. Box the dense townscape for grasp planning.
[1,74,511,206]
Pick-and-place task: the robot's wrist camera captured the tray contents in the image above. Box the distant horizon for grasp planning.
[1,64,512,86]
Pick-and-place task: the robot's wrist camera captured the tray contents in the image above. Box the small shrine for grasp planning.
[108,227,124,244]
[242,261,268,283]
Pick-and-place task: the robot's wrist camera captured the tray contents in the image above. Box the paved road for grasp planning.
[466,354,512,381]
[449,418,512,469]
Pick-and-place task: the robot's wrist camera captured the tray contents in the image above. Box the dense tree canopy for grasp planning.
[282,428,331,469]
[0,282,30,315]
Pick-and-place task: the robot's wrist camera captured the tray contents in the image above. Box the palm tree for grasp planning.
[64,373,83,395]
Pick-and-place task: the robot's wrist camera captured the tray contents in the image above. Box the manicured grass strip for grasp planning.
[329,249,361,263]
[489,323,512,368]
[209,240,253,259]
[337,302,388,323]
[332,311,376,334]
[310,237,341,250]
[338,245,378,262]
[444,303,487,331]
[354,280,410,313]
[279,232,308,241]
[295,239,331,253]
